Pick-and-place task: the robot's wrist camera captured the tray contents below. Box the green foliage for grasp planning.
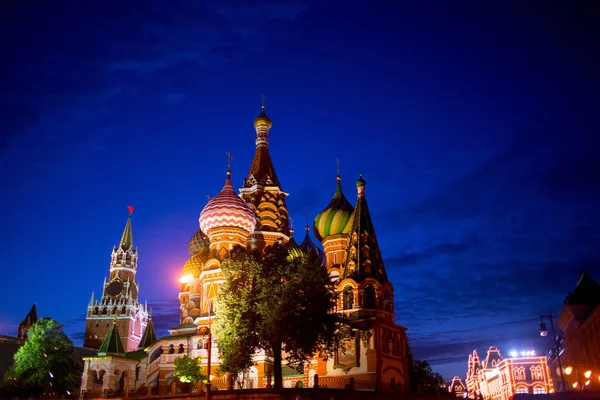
[406,340,445,393]
[215,244,344,389]
[173,355,206,384]
[1,318,79,399]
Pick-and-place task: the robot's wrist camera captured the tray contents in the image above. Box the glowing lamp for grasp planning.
[179,274,193,284]
[539,322,548,337]
[509,351,518,357]
[565,366,573,376]
[572,382,578,388]
[585,380,591,386]
[584,370,592,379]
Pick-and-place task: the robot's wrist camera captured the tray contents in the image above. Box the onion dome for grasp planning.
[254,105,272,129]
[286,229,305,261]
[313,175,355,242]
[199,170,257,234]
[182,254,204,279]
[300,225,326,268]
[188,229,210,256]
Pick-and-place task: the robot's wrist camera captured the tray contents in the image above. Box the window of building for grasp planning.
[178,344,184,354]
[513,367,526,381]
[533,386,546,394]
[169,344,175,354]
[343,287,354,310]
[516,387,528,394]
[530,366,543,380]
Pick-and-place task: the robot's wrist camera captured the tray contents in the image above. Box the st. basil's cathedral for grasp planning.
[80,105,408,397]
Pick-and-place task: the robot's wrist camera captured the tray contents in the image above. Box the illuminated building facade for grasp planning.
[465,347,553,400]
[80,105,408,396]
[549,272,600,390]
[449,376,467,397]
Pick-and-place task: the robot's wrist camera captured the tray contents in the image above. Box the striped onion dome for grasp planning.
[182,254,205,279]
[199,170,257,234]
[286,230,305,261]
[299,225,326,268]
[188,229,210,256]
[313,175,355,242]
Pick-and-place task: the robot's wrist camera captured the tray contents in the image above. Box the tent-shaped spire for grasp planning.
[17,303,38,339]
[343,175,388,283]
[98,321,126,356]
[137,315,157,350]
[119,205,134,250]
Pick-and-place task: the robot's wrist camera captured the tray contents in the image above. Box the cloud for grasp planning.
[148,299,180,337]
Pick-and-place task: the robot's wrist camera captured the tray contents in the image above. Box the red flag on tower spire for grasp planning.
[128,205,134,214]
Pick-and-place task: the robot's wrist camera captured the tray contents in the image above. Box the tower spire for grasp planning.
[343,175,388,283]
[119,205,134,250]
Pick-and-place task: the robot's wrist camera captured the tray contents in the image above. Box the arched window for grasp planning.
[513,367,526,381]
[178,344,184,354]
[121,306,126,315]
[364,285,376,309]
[343,287,354,310]
[93,307,99,315]
[533,386,546,394]
[169,344,175,354]
[102,307,107,315]
[516,386,528,394]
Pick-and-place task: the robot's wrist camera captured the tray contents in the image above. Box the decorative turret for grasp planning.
[343,175,388,283]
[98,319,126,356]
[482,346,503,369]
[137,313,157,350]
[299,221,326,268]
[188,229,210,257]
[286,223,305,260]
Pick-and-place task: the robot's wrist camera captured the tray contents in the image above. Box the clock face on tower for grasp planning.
[106,280,124,297]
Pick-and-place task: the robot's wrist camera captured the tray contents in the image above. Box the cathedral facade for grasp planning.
[80,106,408,397]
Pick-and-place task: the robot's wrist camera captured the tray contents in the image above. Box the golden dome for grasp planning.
[254,106,272,129]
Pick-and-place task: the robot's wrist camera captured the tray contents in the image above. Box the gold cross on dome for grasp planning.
[261,93,266,109]
[226,152,233,170]
[336,157,340,176]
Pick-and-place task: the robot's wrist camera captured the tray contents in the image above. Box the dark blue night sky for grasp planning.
[1,0,599,380]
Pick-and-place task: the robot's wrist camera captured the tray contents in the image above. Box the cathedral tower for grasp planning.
[84,206,149,352]
[239,104,290,251]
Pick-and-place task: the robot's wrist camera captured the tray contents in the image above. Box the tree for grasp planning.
[2,318,79,399]
[173,355,206,388]
[215,244,344,389]
[406,340,445,393]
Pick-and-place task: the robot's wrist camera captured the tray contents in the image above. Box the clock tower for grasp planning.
[83,206,149,352]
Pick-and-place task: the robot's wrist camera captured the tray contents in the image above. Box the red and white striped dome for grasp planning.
[199,171,256,234]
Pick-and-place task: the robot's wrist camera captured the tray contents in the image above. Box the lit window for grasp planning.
[530,366,543,380]
[516,387,528,394]
[533,387,546,394]
[513,367,526,381]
